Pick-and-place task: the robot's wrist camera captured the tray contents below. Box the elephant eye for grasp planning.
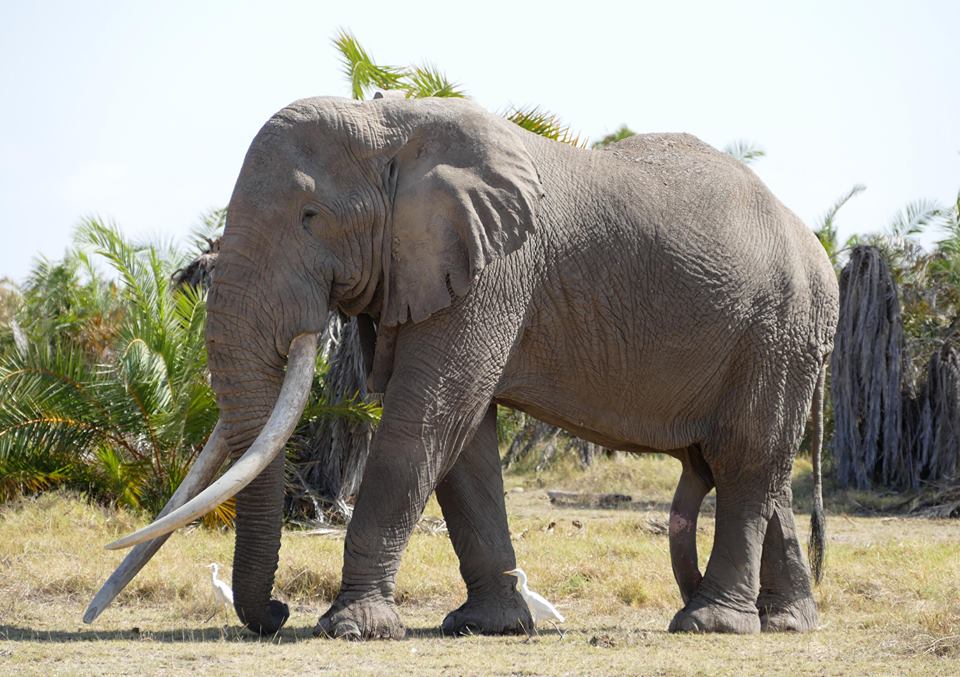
[301,205,321,231]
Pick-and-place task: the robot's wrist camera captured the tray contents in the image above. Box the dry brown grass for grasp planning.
[2,455,960,675]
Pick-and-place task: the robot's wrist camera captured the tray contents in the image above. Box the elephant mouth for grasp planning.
[82,332,319,623]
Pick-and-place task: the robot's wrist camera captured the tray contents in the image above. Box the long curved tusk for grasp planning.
[105,332,318,551]
[83,421,229,623]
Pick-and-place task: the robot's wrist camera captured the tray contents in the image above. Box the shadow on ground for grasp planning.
[0,623,462,643]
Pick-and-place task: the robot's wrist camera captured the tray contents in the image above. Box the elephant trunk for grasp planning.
[209,332,288,635]
[232,452,289,634]
[202,265,327,634]
[205,272,326,634]
[103,279,323,634]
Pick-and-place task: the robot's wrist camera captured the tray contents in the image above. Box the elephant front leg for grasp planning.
[436,405,532,636]
[313,417,434,640]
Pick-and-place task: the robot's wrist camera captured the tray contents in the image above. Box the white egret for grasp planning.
[205,562,234,621]
[503,567,565,637]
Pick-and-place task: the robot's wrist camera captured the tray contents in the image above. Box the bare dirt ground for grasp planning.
[2,455,959,676]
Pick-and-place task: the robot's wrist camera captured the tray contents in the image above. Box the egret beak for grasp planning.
[503,569,519,576]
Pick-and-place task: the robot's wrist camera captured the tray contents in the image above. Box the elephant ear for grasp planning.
[380,101,542,326]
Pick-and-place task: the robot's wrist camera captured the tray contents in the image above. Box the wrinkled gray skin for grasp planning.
[208,96,839,638]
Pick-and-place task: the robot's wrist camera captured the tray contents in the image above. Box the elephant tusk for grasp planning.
[104,332,318,551]
[83,421,229,623]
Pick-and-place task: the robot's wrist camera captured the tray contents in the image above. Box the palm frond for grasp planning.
[815,184,867,267]
[188,208,226,254]
[505,106,586,148]
[0,455,71,502]
[817,184,867,232]
[888,198,944,238]
[723,140,766,165]
[301,392,382,426]
[935,191,960,259]
[401,64,465,98]
[93,445,149,509]
[332,29,404,100]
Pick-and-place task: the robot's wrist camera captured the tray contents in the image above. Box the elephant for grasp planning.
[86,95,839,638]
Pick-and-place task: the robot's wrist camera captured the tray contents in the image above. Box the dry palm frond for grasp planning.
[833,245,960,495]
[172,237,220,290]
[287,313,378,522]
[903,341,960,485]
[831,246,907,490]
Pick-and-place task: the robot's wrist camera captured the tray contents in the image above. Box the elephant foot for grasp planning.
[238,599,290,635]
[441,590,533,636]
[669,595,760,634]
[314,595,404,640]
[757,595,819,632]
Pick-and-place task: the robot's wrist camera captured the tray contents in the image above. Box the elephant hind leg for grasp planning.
[668,477,769,634]
[669,446,714,604]
[436,404,532,636]
[669,428,789,634]
[757,487,818,632]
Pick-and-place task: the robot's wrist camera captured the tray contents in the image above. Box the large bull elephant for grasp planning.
[86,96,839,638]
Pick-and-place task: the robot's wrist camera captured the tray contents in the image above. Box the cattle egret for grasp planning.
[205,563,233,621]
[503,567,565,637]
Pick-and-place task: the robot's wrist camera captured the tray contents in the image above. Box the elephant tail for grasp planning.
[807,363,827,584]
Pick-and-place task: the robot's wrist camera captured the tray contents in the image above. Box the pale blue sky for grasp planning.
[1,1,958,284]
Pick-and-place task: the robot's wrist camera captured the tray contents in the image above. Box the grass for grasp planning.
[2,454,960,675]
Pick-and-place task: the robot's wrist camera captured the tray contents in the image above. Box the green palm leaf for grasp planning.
[592,125,636,150]
[402,64,465,98]
[888,198,944,238]
[723,140,766,165]
[815,184,867,265]
[333,29,405,100]
[505,106,586,148]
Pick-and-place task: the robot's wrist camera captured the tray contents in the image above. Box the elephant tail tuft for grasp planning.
[808,362,827,584]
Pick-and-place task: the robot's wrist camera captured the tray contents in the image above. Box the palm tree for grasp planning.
[0,219,222,518]
[830,190,960,493]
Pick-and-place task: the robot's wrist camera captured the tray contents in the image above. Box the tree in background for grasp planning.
[0,220,219,515]
[4,27,958,522]
[829,191,960,497]
[592,125,636,150]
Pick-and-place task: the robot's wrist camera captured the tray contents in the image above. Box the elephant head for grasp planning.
[86,96,543,633]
